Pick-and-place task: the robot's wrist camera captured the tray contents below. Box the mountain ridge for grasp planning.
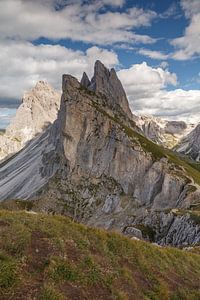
[0,61,200,246]
[0,81,60,161]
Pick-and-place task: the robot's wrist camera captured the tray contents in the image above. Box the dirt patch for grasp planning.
[0,220,10,227]
[25,230,52,273]
[59,282,87,300]
[13,230,53,299]
[113,280,143,300]
[65,239,82,263]
[59,282,113,300]
[88,283,113,300]
[119,257,152,291]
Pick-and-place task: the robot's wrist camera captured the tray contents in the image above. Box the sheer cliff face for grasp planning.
[38,62,200,228]
[0,61,200,246]
[60,70,187,205]
[0,81,60,161]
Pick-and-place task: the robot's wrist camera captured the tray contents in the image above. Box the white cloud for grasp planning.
[171,0,200,60]
[118,62,177,99]
[129,89,200,123]
[98,0,125,8]
[0,41,118,101]
[160,2,180,19]
[159,61,169,69]
[180,0,200,17]
[0,0,156,45]
[138,49,169,60]
[117,62,200,122]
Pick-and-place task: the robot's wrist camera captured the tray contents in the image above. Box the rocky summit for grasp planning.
[136,115,194,148]
[0,61,200,247]
[0,81,60,161]
[175,123,200,161]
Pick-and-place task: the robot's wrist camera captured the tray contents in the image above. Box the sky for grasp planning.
[0,0,200,128]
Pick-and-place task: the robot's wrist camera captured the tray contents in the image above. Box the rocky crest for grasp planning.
[136,115,194,148]
[81,60,133,119]
[0,81,60,161]
[175,123,200,161]
[0,61,200,247]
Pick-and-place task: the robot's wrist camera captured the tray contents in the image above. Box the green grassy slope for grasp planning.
[0,210,200,300]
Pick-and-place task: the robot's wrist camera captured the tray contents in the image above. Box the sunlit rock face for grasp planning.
[136,115,194,149]
[0,81,60,161]
[175,123,200,161]
[0,61,200,247]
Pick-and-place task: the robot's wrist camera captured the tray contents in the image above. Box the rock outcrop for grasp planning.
[128,210,200,247]
[81,60,133,119]
[0,81,60,161]
[0,61,200,247]
[175,123,200,161]
[136,115,194,148]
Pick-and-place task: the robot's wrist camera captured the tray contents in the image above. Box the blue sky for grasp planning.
[0,0,200,128]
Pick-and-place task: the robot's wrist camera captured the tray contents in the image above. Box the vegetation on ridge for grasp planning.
[0,210,200,299]
[91,99,200,186]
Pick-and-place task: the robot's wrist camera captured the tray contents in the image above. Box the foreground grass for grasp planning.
[0,210,200,299]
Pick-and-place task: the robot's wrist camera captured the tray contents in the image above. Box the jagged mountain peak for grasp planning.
[62,74,80,91]
[80,71,90,88]
[23,80,59,104]
[80,60,133,119]
[0,81,61,161]
[34,80,53,90]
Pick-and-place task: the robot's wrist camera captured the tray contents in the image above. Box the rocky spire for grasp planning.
[88,60,133,119]
[80,72,91,88]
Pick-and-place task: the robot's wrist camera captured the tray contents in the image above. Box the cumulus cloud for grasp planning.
[171,0,200,60]
[129,89,200,123]
[180,0,200,17]
[117,62,200,122]
[0,0,156,45]
[118,62,177,99]
[0,41,118,102]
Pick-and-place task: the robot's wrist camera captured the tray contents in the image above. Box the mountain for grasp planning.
[0,210,200,300]
[0,61,200,247]
[175,123,200,161]
[136,115,194,148]
[0,81,60,161]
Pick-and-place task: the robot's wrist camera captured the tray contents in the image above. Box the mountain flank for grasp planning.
[0,61,200,247]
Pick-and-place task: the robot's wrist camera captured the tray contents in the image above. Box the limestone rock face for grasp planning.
[0,61,200,247]
[34,63,200,239]
[175,123,200,161]
[131,211,200,247]
[0,123,61,199]
[136,115,194,149]
[81,60,133,119]
[80,72,90,88]
[0,81,60,161]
